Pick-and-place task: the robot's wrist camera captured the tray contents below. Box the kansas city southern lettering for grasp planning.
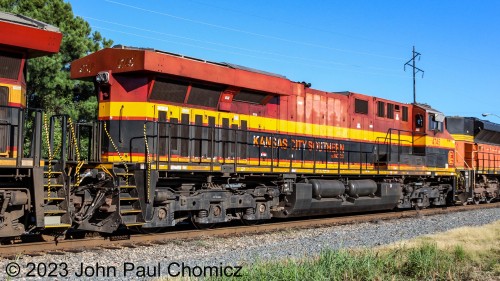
[251,135,345,159]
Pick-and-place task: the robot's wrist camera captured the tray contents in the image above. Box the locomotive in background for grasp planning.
[0,11,63,237]
[0,11,498,239]
[447,117,500,204]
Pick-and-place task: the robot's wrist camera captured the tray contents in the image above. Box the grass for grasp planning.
[207,220,500,281]
[386,220,499,258]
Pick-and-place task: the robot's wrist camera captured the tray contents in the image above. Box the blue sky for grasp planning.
[70,0,500,120]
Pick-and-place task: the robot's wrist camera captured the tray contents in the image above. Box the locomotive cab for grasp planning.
[411,103,455,169]
[0,11,61,159]
[0,50,26,156]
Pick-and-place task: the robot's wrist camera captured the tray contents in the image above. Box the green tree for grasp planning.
[0,0,112,121]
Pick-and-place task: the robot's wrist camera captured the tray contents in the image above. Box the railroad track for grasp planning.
[1,203,499,259]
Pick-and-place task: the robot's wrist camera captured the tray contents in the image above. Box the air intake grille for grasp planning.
[0,52,22,80]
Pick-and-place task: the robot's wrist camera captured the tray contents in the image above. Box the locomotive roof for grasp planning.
[0,11,62,57]
[475,119,500,145]
[108,45,287,79]
[71,45,295,96]
[414,102,442,113]
[446,116,500,145]
[478,119,500,133]
[0,11,59,32]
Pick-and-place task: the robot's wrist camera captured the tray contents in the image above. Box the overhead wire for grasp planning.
[90,25,406,78]
[83,16,401,74]
[84,17,351,67]
[106,0,500,69]
[104,0,405,61]
[186,0,409,49]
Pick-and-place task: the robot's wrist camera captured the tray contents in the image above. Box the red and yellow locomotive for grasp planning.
[67,46,462,231]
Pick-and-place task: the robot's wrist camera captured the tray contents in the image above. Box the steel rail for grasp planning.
[1,203,499,259]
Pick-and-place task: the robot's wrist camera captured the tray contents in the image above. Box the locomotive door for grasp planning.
[0,87,8,156]
[218,113,247,164]
[178,108,191,162]
[232,114,248,165]
[156,106,168,161]
[248,105,270,167]
[412,106,427,156]
[160,106,191,162]
[351,97,373,168]
[362,116,374,168]
[191,110,215,164]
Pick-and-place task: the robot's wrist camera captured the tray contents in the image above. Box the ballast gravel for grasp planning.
[1,207,499,280]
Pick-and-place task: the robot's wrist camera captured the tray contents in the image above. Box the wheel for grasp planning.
[239,208,260,225]
[138,227,166,234]
[240,217,260,226]
[190,212,215,229]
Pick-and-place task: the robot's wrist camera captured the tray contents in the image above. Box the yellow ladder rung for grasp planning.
[121,209,142,214]
[44,197,65,201]
[120,197,139,201]
[45,224,71,228]
[44,210,66,214]
[125,223,144,227]
[44,184,64,188]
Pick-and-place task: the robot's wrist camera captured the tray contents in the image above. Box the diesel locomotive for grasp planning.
[0,12,498,238]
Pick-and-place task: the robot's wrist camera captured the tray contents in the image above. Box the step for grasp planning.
[44,197,65,201]
[121,209,142,214]
[44,210,67,215]
[44,223,72,229]
[44,171,63,175]
[119,197,139,201]
[125,223,145,227]
[44,216,69,227]
[116,172,134,176]
[120,185,137,189]
[44,183,64,188]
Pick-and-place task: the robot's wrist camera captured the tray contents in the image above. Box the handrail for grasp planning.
[140,120,379,175]
[454,148,472,170]
[0,106,44,167]
[375,127,426,167]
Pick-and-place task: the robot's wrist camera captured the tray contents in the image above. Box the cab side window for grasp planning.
[428,113,443,132]
[415,114,424,128]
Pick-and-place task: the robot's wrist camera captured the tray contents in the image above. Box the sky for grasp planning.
[70,0,500,120]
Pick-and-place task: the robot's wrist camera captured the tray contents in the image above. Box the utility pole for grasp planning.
[404,46,424,104]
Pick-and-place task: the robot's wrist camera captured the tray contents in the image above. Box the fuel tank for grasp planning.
[310,179,345,199]
[346,180,377,197]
